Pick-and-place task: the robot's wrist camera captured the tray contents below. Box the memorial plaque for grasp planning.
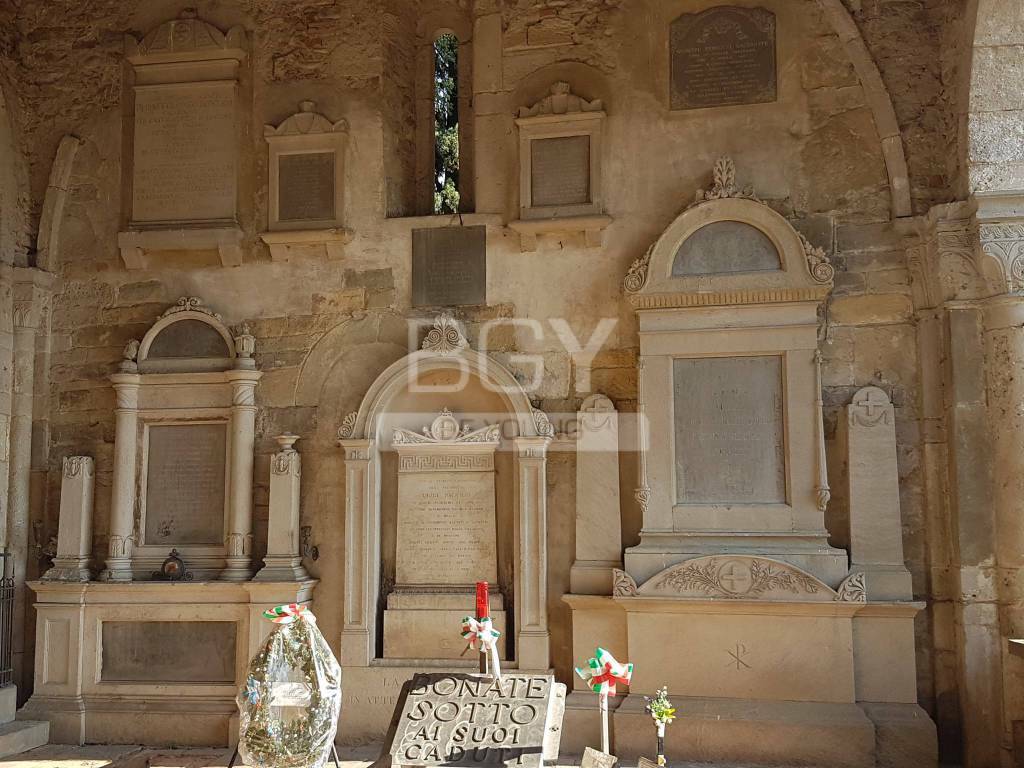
[145,423,227,545]
[670,7,776,111]
[101,621,236,682]
[530,135,591,207]
[412,226,487,307]
[147,319,231,359]
[396,471,498,586]
[132,82,238,223]
[673,355,786,504]
[388,673,566,768]
[278,151,335,222]
[672,221,781,276]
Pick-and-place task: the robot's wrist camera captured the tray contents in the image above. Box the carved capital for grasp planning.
[979,222,1024,296]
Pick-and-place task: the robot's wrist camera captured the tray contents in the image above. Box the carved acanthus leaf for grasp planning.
[623,244,653,294]
[692,156,762,207]
[800,233,835,284]
[979,221,1024,295]
[337,412,358,441]
[612,569,638,597]
[532,407,555,438]
[651,556,826,600]
[421,313,469,355]
[517,81,603,118]
[835,571,867,603]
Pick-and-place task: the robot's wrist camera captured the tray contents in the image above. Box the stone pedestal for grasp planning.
[43,457,94,582]
[570,395,622,595]
[840,386,913,600]
[254,434,307,581]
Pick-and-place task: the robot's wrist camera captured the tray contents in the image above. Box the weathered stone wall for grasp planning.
[0,0,977,750]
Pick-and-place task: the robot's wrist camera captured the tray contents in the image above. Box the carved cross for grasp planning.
[718,562,752,594]
[851,387,891,427]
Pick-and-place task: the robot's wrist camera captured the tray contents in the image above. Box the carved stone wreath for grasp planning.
[654,557,821,599]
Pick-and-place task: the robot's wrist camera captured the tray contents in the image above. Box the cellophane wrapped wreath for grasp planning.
[237,604,342,768]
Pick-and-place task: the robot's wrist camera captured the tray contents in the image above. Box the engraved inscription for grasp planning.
[101,621,236,682]
[388,674,560,768]
[278,151,335,222]
[726,642,751,670]
[531,135,590,207]
[412,226,487,307]
[132,83,237,222]
[670,7,777,111]
[396,471,498,586]
[673,356,786,503]
[145,423,227,545]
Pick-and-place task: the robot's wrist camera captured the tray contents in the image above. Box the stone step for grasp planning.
[0,720,48,759]
[0,688,15,726]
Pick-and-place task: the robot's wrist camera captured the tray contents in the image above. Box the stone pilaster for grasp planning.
[43,456,94,582]
[570,394,622,595]
[514,435,550,670]
[339,438,377,667]
[101,374,140,582]
[221,370,260,581]
[254,434,308,582]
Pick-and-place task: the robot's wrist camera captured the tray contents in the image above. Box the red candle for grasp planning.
[475,581,489,620]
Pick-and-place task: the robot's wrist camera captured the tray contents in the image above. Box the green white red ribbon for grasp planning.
[576,647,633,697]
[262,603,316,625]
[461,615,502,679]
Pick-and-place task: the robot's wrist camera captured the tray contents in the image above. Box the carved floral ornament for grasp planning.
[622,156,835,294]
[161,296,224,323]
[517,82,604,119]
[392,408,501,446]
[264,101,349,137]
[421,312,469,355]
[612,556,866,603]
[979,222,1024,295]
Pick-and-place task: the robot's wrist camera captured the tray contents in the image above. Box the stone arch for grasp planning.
[814,0,911,218]
[0,80,31,268]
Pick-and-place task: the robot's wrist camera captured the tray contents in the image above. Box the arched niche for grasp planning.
[104,297,261,582]
[337,315,552,669]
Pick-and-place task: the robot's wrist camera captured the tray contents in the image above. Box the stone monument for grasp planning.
[383,409,506,659]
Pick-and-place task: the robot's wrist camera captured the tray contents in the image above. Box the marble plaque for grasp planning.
[145,423,227,545]
[278,151,335,222]
[132,82,238,223]
[396,471,498,586]
[672,221,781,276]
[412,226,486,307]
[531,135,591,207]
[101,621,236,682]
[388,673,564,768]
[147,319,231,359]
[670,7,777,110]
[673,356,786,504]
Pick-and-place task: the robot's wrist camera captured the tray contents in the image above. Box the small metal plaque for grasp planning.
[670,6,777,110]
[412,226,487,307]
[388,673,566,767]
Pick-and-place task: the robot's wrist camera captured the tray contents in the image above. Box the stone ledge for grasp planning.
[259,228,354,261]
[508,215,612,252]
[117,226,244,269]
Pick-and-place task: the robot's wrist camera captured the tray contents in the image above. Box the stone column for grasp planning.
[43,456,94,582]
[254,434,308,582]
[221,370,261,581]
[840,386,912,600]
[102,374,140,582]
[472,12,506,214]
[339,438,377,667]
[0,265,13,553]
[514,435,550,670]
[570,394,622,595]
[7,297,38,682]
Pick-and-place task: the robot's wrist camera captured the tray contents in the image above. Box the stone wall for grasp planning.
[0,0,985,758]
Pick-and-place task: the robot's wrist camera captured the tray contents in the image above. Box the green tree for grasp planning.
[434,33,459,214]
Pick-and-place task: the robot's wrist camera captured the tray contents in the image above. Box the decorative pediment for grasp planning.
[264,101,349,138]
[517,82,603,118]
[392,409,501,446]
[622,157,833,308]
[614,556,863,603]
[126,9,246,61]
[133,297,251,374]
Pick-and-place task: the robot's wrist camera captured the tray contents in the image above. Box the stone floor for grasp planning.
[0,744,787,768]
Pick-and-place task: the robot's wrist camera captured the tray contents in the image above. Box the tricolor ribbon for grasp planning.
[575,647,633,697]
[461,615,502,679]
[262,603,316,625]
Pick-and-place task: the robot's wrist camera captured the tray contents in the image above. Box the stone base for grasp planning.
[860,702,938,768]
[383,591,506,660]
[562,693,876,768]
[0,720,49,757]
[569,560,619,595]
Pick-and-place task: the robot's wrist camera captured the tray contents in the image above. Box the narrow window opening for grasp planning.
[433,33,459,214]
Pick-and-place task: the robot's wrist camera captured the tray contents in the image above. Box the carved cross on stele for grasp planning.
[717,561,752,595]
[851,387,891,427]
